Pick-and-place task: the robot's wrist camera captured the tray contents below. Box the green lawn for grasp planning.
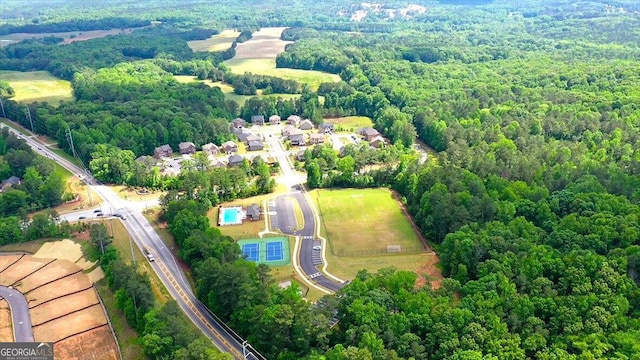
[312,188,422,254]
[0,70,74,105]
[223,58,340,91]
[187,29,240,52]
[325,116,374,131]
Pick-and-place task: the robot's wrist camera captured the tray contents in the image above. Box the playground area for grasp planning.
[238,237,290,266]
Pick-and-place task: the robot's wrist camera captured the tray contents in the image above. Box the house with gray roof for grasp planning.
[202,143,220,155]
[251,115,265,125]
[289,133,305,146]
[0,176,21,193]
[269,115,281,125]
[248,140,264,151]
[228,155,244,167]
[298,119,314,130]
[179,142,196,155]
[153,144,173,159]
[246,203,261,221]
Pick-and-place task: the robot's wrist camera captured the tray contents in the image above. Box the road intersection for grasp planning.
[1,121,347,356]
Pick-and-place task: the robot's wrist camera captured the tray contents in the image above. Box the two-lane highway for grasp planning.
[0,123,262,360]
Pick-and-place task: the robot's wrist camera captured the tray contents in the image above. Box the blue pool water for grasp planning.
[223,208,239,224]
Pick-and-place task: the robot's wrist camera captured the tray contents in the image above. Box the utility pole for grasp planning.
[26,106,34,133]
[66,125,93,206]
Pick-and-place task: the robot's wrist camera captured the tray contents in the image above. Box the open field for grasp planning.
[0,70,74,104]
[325,116,374,130]
[0,254,119,357]
[311,188,424,254]
[224,58,339,91]
[233,27,292,59]
[188,29,240,52]
[0,28,141,47]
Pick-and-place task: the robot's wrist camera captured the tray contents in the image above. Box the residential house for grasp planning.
[153,144,173,159]
[319,123,335,134]
[228,155,244,167]
[248,140,264,151]
[236,132,250,142]
[359,127,380,141]
[298,119,314,130]
[289,133,305,146]
[0,176,21,193]
[296,149,307,161]
[135,156,156,168]
[309,133,325,145]
[287,115,301,126]
[231,118,246,132]
[246,134,262,143]
[268,115,281,125]
[178,142,196,155]
[281,125,298,137]
[251,115,265,126]
[221,141,238,154]
[246,203,261,221]
[369,135,385,148]
[209,157,226,167]
[202,143,220,155]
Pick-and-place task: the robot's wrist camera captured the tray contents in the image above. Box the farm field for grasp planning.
[187,29,240,52]
[0,27,141,47]
[0,70,74,105]
[224,58,339,91]
[222,27,340,91]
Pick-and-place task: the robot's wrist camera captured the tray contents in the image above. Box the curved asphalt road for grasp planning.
[276,191,345,292]
[0,286,34,342]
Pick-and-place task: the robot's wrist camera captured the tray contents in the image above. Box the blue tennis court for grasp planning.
[242,243,259,261]
[266,241,284,261]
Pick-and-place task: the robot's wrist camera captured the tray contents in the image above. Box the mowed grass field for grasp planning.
[312,188,423,254]
[0,70,74,105]
[187,29,240,52]
[325,116,374,130]
[224,58,340,91]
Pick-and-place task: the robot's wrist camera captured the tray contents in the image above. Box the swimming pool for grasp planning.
[218,206,244,226]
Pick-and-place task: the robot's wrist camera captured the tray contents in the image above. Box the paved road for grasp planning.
[0,286,34,342]
[263,127,346,293]
[0,122,261,360]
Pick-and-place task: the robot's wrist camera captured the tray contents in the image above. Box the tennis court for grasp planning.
[237,237,290,266]
[242,243,260,262]
[266,241,284,261]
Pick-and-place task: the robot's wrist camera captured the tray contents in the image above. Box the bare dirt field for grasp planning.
[233,27,292,59]
[0,299,12,342]
[33,304,107,341]
[34,239,83,263]
[0,254,118,358]
[188,29,240,52]
[0,28,141,48]
[0,256,52,285]
[55,325,120,360]
[17,259,83,293]
[30,288,98,326]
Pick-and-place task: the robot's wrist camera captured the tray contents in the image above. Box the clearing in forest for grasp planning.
[0,70,74,105]
[188,29,240,52]
[0,28,142,47]
[311,188,442,286]
[223,27,340,91]
[325,116,374,130]
[173,76,301,105]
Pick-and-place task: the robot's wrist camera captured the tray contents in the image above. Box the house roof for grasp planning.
[236,133,250,141]
[155,144,172,152]
[232,118,245,124]
[178,142,195,150]
[362,127,379,136]
[310,133,324,140]
[299,119,314,128]
[287,115,301,122]
[1,176,20,187]
[248,140,263,148]
[246,203,260,217]
[246,134,261,142]
[289,133,305,142]
[202,143,219,150]
[269,115,281,122]
[320,123,335,129]
[251,115,265,122]
[288,128,303,136]
[228,155,244,164]
[222,141,237,148]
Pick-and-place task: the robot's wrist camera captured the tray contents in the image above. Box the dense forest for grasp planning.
[2,0,640,359]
